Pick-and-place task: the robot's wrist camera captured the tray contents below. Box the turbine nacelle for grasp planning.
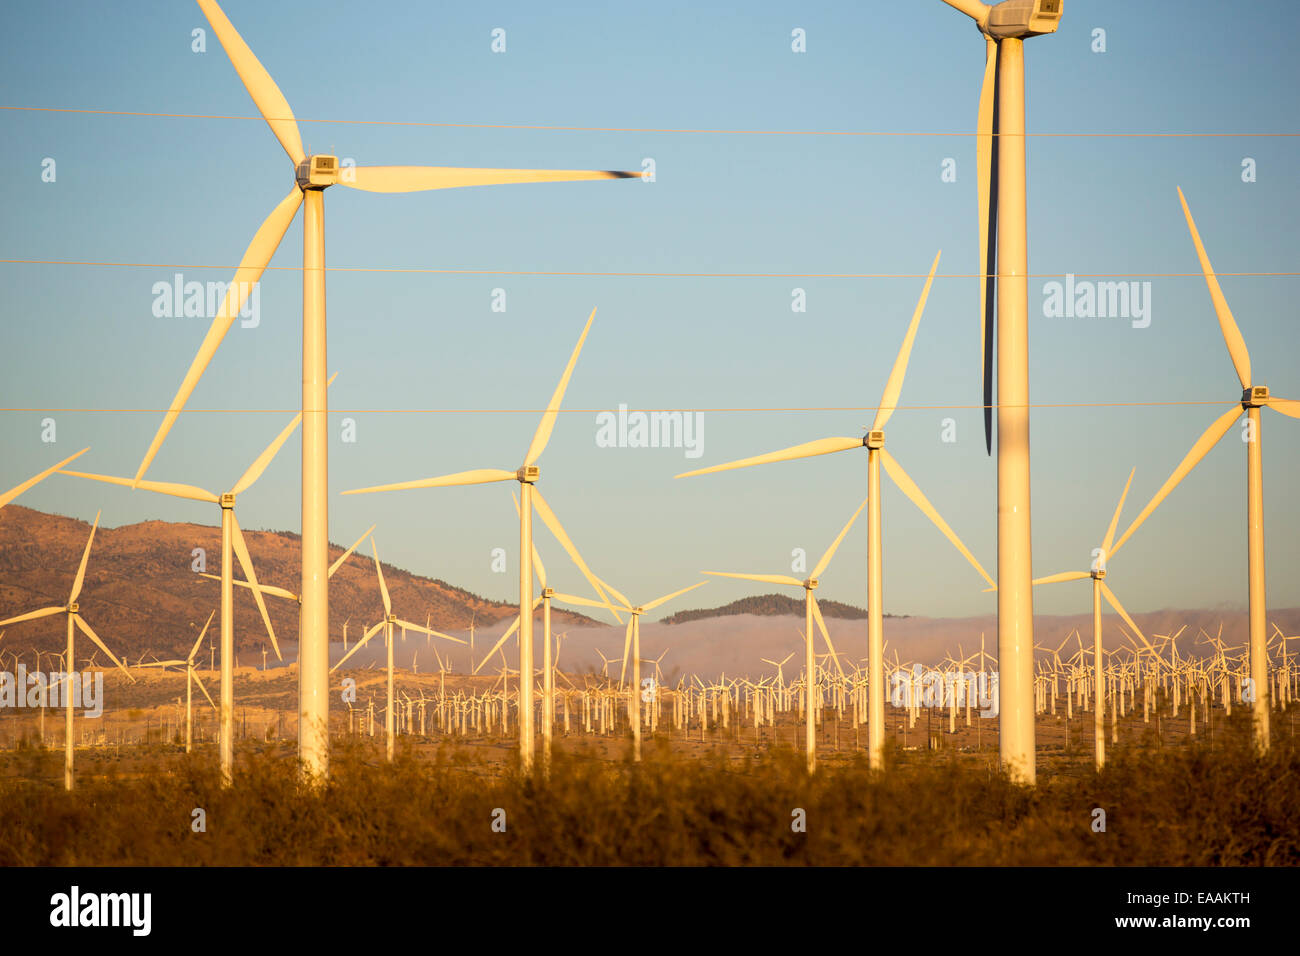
[542,587,555,599]
[864,430,885,449]
[1243,385,1269,408]
[295,155,340,190]
[804,578,819,590]
[516,465,540,484]
[67,602,79,614]
[220,492,236,509]
[984,0,1063,39]
[1091,568,1107,581]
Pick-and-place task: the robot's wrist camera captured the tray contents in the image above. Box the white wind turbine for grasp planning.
[344,308,618,772]
[139,610,218,753]
[596,577,707,762]
[703,498,865,772]
[938,0,1065,784]
[0,511,132,790]
[1015,469,1156,769]
[330,537,465,761]
[1107,188,1300,753]
[62,396,323,785]
[133,0,638,781]
[679,252,994,771]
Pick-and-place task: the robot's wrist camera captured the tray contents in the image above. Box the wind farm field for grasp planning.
[0,689,1296,866]
[4,0,1300,932]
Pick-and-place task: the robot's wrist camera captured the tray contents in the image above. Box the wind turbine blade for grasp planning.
[810,597,846,680]
[68,510,101,605]
[1099,583,1155,653]
[1101,467,1135,557]
[396,620,466,645]
[343,166,639,194]
[0,447,89,509]
[1267,397,1300,419]
[204,573,298,602]
[524,308,596,467]
[342,468,516,495]
[475,614,527,674]
[676,436,861,479]
[59,470,218,504]
[550,592,621,613]
[1109,405,1241,558]
[1032,571,1090,586]
[977,35,1000,455]
[196,0,305,164]
[188,609,217,662]
[191,669,218,710]
[811,497,868,579]
[531,488,623,622]
[370,539,392,618]
[230,512,281,661]
[641,581,707,613]
[134,187,303,483]
[941,0,991,24]
[72,615,131,680]
[329,523,377,578]
[872,250,941,432]
[1177,187,1252,390]
[880,450,995,589]
[703,571,803,588]
[331,620,385,673]
[231,406,312,496]
[0,606,64,627]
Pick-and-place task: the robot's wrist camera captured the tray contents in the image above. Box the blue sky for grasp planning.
[1,0,1297,621]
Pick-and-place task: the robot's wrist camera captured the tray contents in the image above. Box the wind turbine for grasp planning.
[139,610,218,752]
[132,0,638,781]
[62,397,321,785]
[1017,469,1156,768]
[703,498,865,772]
[0,448,89,510]
[330,537,464,761]
[0,511,132,790]
[1108,188,1300,753]
[595,577,707,762]
[344,308,617,772]
[678,251,994,771]
[938,0,1065,784]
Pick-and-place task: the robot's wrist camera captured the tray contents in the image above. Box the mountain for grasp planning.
[0,505,593,661]
[661,593,907,625]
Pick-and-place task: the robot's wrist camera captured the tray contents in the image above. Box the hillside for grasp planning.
[661,592,907,625]
[0,505,594,661]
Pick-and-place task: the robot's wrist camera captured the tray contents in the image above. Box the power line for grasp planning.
[3,105,1297,138]
[2,258,1296,280]
[0,400,1253,414]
